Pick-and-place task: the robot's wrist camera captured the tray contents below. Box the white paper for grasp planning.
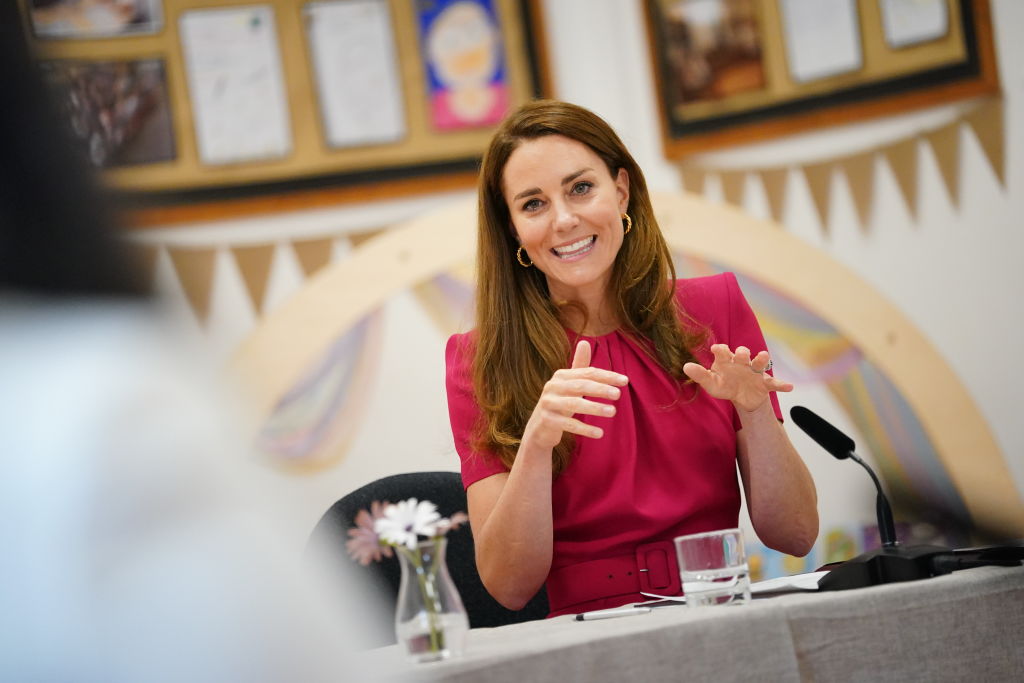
[180,6,292,165]
[304,0,406,148]
[880,0,949,49]
[780,0,863,83]
[750,570,828,593]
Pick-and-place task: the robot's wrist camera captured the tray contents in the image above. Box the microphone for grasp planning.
[789,406,950,591]
[790,406,896,548]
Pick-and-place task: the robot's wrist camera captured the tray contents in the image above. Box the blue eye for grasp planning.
[522,198,542,211]
[570,181,593,195]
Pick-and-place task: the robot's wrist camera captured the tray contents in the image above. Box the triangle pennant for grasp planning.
[231,244,275,314]
[130,243,159,288]
[168,247,216,325]
[964,98,1005,186]
[882,138,919,220]
[681,167,706,195]
[720,170,746,207]
[802,161,834,231]
[293,237,334,277]
[349,229,386,249]
[841,152,876,230]
[757,168,788,224]
[925,121,961,208]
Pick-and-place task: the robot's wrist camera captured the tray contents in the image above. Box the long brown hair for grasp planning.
[472,99,703,475]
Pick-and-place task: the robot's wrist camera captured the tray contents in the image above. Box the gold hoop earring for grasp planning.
[516,246,533,268]
[622,213,633,235]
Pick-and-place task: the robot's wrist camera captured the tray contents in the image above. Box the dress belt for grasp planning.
[545,540,682,613]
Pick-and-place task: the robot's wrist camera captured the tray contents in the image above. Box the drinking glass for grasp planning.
[674,528,752,607]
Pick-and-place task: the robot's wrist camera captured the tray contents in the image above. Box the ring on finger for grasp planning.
[752,359,773,374]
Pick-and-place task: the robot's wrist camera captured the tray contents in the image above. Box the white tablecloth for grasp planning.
[359,566,1024,682]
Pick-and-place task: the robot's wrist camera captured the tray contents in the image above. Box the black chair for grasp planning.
[307,471,548,646]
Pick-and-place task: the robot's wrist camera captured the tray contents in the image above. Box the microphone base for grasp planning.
[817,544,951,592]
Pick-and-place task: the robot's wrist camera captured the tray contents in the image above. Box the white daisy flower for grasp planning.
[374,498,442,549]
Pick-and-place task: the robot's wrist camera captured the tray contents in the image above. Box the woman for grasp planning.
[445,100,818,618]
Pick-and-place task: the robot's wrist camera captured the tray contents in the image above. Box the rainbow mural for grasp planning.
[260,260,974,543]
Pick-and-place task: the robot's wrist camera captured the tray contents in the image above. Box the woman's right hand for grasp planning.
[520,340,629,451]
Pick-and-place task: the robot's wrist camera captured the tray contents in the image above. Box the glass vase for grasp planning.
[394,537,468,663]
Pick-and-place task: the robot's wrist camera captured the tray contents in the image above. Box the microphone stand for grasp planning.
[789,406,1023,591]
[848,451,896,548]
[816,445,950,591]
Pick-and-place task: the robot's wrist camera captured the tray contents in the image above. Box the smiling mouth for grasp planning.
[552,235,596,259]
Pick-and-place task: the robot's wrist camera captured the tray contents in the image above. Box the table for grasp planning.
[358,566,1024,682]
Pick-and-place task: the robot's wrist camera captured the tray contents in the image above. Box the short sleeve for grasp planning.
[445,333,510,489]
[722,272,784,425]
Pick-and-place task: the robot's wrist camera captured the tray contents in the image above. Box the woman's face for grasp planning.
[501,135,629,304]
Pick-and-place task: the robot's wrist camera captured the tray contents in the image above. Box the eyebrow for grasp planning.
[511,167,594,202]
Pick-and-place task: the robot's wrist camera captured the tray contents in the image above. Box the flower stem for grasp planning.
[403,544,443,653]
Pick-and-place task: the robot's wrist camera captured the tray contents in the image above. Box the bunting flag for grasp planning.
[292,237,334,277]
[168,247,216,325]
[841,152,875,230]
[925,121,962,208]
[680,167,706,195]
[720,170,746,207]
[803,161,834,231]
[757,167,789,225]
[679,97,1003,231]
[135,229,390,325]
[964,98,1005,185]
[883,138,919,220]
[132,243,160,286]
[231,244,275,314]
[348,228,386,249]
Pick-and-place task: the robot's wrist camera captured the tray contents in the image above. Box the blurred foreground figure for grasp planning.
[0,10,383,682]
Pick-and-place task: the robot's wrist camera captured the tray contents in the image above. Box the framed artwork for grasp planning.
[303,0,407,149]
[179,5,293,165]
[39,57,176,167]
[15,0,551,225]
[417,0,510,131]
[28,0,164,39]
[645,0,999,157]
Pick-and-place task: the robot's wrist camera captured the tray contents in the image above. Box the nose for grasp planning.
[552,199,578,232]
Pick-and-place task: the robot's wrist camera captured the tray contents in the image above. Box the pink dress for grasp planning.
[445,273,782,616]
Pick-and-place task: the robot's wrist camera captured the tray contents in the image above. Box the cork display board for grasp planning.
[17,0,549,220]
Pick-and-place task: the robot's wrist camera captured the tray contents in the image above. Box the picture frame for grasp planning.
[644,0,999,157]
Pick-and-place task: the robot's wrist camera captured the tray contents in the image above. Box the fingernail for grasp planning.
[603,404,615,416]
[610,387,621,399]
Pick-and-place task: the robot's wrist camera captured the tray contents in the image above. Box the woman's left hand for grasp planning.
[683,344,793,413]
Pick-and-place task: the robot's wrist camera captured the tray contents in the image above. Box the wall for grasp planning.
[134,0,1024,553]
